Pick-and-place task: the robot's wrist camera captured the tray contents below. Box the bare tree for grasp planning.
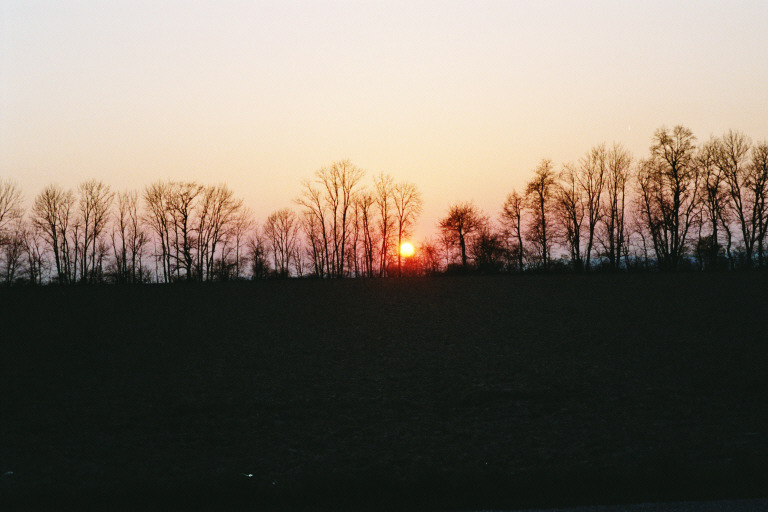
[438,201,484,269]
[601,143,633,270]
[296,160,365,278]
[374,173,395,276]
[556,163,586,271]
[168,181,203,280]
[248,228,270,279]
[32,184,77,283]
[525,159,557,270]
[0,180,25,283]
[714,130,768,267]
[636,126,700,270]
[300,209,325,277]
[111,190,148,283]
[77,180,113,282]
[696,138,729,269]
[578,145,607,270]
[143,181,174,283]
[230,207,255,280]
[416,239,439,275]
[750,140,768,266]
[500,190,526,272]
[393,181,423,276]
[0,179,24,239]
[1,218,27,284]
[264,207,299,277]
[23,223,48,285]
[352,191,376,277]
[111,191,130,282]
[470,219,506,273]
[195,184,243,280]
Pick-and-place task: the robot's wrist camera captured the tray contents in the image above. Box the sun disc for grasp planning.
[400,242,415,258]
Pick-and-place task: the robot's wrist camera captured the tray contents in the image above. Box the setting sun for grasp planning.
[400,242,415,258]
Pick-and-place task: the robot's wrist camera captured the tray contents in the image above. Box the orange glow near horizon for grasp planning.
[3,2,768,244]
[400,242,415,258]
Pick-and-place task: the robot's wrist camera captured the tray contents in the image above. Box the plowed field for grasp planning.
[1,274,767,510]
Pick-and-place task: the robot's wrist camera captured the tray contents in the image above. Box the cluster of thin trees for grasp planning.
[436,126,768,273]
[0,160,424,284]
[1,125,767,284]
[296,160,423,278]
[0,180,256,284]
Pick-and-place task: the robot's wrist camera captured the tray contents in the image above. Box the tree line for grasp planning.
[0,160,424,283]
[1,126,767,284]
[437,126,768,273]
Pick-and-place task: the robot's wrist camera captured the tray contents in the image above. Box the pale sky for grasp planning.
[2,1,767,240]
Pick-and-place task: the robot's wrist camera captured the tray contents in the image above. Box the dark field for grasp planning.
[1,274,767,510]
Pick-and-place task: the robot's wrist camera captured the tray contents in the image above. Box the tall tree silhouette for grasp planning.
[714,130,768,267]
[637,126,700,270]
[77,180,113,282]
[0,179,23,241]
[749,141,768,266]
[696,137,729,269]
[194,184,243,281]
[393,181,423,276]
[526,159,557,270]
[500,190,526,272]
[556,163,585,271]
[264,207,299,277]
[32,184,76,283]
[439,202,483,269]
[602,143,633,270]
[374,173,395,276]
[297,160,365,278]
[111,190,148,283]
[578,145,607,270]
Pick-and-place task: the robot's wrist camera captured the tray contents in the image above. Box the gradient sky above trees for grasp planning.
[2,0,767,240]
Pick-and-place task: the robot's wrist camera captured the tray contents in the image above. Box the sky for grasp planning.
[2,0,768,241]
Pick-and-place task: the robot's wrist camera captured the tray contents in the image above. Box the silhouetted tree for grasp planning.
[418,239,441,275]
[353,192,376,277]
[168,181,203,280]
[393,181,423,276]
[143,181,174,283]
[195,184,243,280]
[1,218,26,284]
[715,130,768,268]
[751,141,768,266]
[0,179,23,240]
[439,202,483,269]
[297,160,365,278]
[144,180,246,282]
[696,138,728,269]
[264,207,299,277]
[578,145,607,270]
[111,190,148,283]
[301,210,325,277]
[32,184,77,283]
[77,180,113,282]
[637,126,701,270]
[248,230,270,279]
[471,221,505,273]
[230,207,255,280]
[500,190,526,272]
[556,163,585,271]
[374,173,395,276]
[600,143,633,270]
[23,223,47,284]
[526,159,557,270]
[0,180,24,283]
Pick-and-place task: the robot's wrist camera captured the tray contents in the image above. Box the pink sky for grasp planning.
[3,0,767,240]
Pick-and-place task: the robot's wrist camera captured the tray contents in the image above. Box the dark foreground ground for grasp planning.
[1,273,767,510]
